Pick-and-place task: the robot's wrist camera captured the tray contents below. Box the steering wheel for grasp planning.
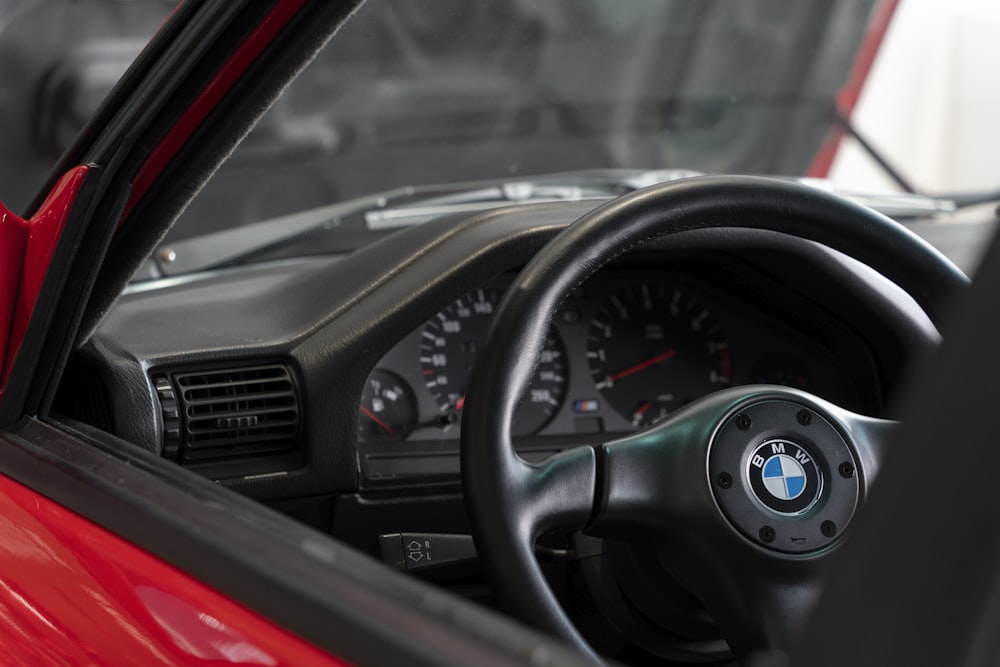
[460,175,969,663]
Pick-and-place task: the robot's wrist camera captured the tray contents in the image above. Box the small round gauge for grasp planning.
[420,287,568,436]
[586,282,731,429]
[359,369,417,441]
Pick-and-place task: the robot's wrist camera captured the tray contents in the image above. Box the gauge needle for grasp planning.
[609,349,677,382]
[360,406,394,435]
[632,402,651,423]
[456,395,466,410]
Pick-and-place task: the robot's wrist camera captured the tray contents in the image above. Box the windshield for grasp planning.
[6,0,994,273]
[165,0,882,244]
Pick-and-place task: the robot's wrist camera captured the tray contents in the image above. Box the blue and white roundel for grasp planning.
[747,439,821,514]
[761,454,807,501]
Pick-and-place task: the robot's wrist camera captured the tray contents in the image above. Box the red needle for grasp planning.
[632,402,652,426]
[456,395,466,410]
[360,406,394,435]
[609,349,677,382]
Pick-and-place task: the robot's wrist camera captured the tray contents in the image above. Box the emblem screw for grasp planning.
[838,462,855,478]
[796,409,812,425]
[717,472,733,489]
[759,526,776,543]
[821,520,837,537]
[735,414,752,431]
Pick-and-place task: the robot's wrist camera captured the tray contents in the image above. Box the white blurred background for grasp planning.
[831,0,1000,194]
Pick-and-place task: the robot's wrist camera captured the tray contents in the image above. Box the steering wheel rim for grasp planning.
[460,175,968,662]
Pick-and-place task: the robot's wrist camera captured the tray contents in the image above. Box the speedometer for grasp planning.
[586,282,731,428]
[420,288,568,436]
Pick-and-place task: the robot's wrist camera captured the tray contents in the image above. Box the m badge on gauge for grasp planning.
[747,440,821,515]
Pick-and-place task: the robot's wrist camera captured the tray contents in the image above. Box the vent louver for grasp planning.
[156,364,300,463]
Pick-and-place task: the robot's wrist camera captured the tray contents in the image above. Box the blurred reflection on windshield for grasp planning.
[171,0,875,241]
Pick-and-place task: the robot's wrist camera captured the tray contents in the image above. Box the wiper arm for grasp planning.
[153,206,343,277]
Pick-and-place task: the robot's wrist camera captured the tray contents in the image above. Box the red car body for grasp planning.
[0,469,342,665]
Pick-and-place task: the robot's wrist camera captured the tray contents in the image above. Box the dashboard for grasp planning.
[63,199,932,517]
[359,264,874,483]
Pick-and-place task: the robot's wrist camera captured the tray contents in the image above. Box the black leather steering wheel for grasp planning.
[460,175,969,663]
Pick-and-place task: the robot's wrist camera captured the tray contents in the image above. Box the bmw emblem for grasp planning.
[747,439,822,514]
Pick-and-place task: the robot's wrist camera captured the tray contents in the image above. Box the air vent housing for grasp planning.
[154,364,300,464]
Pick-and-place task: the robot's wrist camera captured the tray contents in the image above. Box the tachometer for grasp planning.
[420,288,567,436]
[586,282,731,428]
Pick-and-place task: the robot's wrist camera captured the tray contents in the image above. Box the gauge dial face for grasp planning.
[420,288,568,436]
[586,283,731,428]
[359,369,418,440]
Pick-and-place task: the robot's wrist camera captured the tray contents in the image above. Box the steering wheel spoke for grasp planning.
[518,445,599,537]
[584,395,728,540]
[462,406,600,645]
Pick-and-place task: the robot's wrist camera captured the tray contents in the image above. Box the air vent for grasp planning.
[155,364,300,464]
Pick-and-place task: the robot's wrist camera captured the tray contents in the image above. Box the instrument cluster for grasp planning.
[359,269,859,451]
